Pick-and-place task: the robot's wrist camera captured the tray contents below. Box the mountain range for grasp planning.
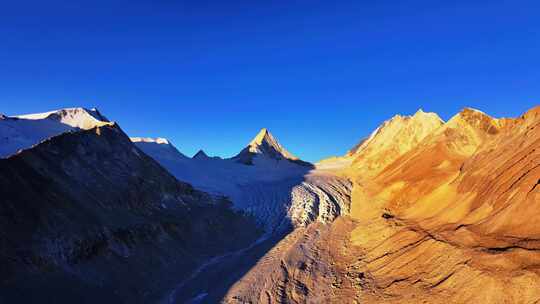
[0,105,539,303]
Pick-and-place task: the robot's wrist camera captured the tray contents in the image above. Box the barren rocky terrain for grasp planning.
[1,106,539,303]
[186,106,540,303]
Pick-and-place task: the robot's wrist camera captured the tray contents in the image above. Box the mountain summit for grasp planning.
[233,128,311,166]
[193,149,210,160]
[344,109,444,175]
[16,107,110,129]
[131,137,189,161]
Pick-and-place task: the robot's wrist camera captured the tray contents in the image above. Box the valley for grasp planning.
[1,106,539,303]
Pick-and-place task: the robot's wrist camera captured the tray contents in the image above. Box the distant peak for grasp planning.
[456,107,495,121]
[193,149,209,159]
[413,108,429,118]
[155,138,170,145]
[232,128,311,166]
[385,109,443,125]
[131,137,171,145]
[447,107,500,134]
[16,107,110,129]
[246,128,294,158]
[461,107,488,116]
[412,109,445,124]
[346,109,444,159]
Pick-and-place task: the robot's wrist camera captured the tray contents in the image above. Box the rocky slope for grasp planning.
[4,105,538,304]
[318,109,444,174]
[341,106,540,303]
[0,122,260,304]
[219,106,540,304]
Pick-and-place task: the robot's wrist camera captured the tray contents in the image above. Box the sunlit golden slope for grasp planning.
[345,105,540,303]
[317,109,443,174]
[201,106,539,304]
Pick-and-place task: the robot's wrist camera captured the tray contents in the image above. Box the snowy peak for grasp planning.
[246,128,298,160]
[1,107,114,158]
[131,137,171,145]
[233,128,311,166]
[131,137,189,161]
[16,107,110,130]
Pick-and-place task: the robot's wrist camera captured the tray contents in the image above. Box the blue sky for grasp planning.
[1,0,539,161]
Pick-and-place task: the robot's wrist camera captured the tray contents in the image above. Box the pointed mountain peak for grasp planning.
[249,128,273,146]
[193,149,209,159]
[232,128,312,167]
[246,128,297,160]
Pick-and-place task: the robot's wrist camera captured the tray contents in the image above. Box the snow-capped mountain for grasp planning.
[16,107,109,129]
[0,107,110,158]
[131,137,189,161]
[2,105,539,304]
[131,128,350,232]
[233,128,312,166]
[131,128,313,197]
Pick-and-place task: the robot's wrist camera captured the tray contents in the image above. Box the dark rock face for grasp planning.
[0,124,261,303]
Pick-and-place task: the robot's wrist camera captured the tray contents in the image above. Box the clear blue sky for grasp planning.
[1,0,539,162]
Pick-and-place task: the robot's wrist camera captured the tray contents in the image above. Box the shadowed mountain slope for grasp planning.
[0,123,260,304]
